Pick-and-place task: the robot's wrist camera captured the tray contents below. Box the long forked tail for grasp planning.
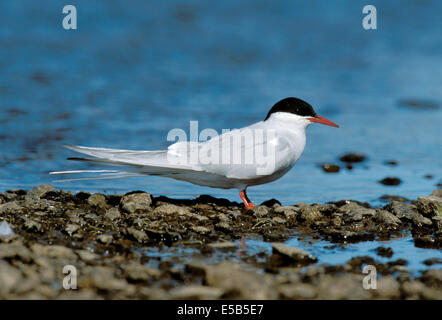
[49,144,197,182]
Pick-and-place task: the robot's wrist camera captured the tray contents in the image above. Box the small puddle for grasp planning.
[136,232,442,276]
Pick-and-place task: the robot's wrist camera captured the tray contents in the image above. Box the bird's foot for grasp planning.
[244,202,255,210]
[239,189,255,210]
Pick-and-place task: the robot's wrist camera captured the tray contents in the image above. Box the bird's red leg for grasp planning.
[239,189,255,210]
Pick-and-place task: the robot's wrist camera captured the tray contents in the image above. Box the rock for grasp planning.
[169,285,224,300]
[24,218,43,232]
[402,281,426,299]
[214,222,233,233]
[316,274,370,299]
[97,234,113,244]
[379,177,401,186]
[120,192,152,213]
[419,269,442,287]
[203,262,277,299]
[422,258,442,266]
[375,276,400,299]
[249,206,269,218]
[297,204,322,223]
[387,201,432,227]
[25,184,55,201]
[124,263,161,282]
[76,250,99,262]
[154,204,191,216]
[375,246,393,258]
[80,266,129,291]
[207,242,236,250]
[278,283,316,299]
[0,201,23,214]
[87,193,107,208]
[339,154,366,163]
[104,207,121,220]
[0,221,15,237]
[31,244,77,260]
[190,226,211,235]
[338,202,376,220]
[432,215,442,231]
[65,224,80,235]
[321,164,340,173]
[126,227,148,243]
[272,217,286,224]
[321,228,374,242]
[271,243,317,267]
[273,206,298,220]
[0,260,22,296]
[375,209,401,226]
[0,242,32,262]
[414,234,442,249]
[260,199,281,207]
[417,195,442,218]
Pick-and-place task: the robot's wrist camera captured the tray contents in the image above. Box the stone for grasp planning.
[124,263,161,282]
[214,222,233,233]
[271,243,317,266]
[375,209,401,226]
[80,266,129,291]
[0,221,15,237]
[126,227,148,243]
[203,262,277,299]
[375,276,400,299]
[120,193,152,213]
[388,201,432,227]
[65,224,80,235]
[273,206,298,220]
[154,204,190,216]
[0,201,23,215]
[0,242,32,262]
[169,285,223,300]
[321,164,340,173]
[24,218,43,232]
[278,283,316,299]
[249,206,269,218]
[190,226,211,235]
[379,177,401,186]
[338,202,375,217]
[31,244,77,260]
[97,234,113,244]
[297,203,322,223]
[87,193,107,208]
[104,207,121,220]
[25,184,55,201]
[76,250,99,262]
[417,195,442,218]
[0,260,22,295]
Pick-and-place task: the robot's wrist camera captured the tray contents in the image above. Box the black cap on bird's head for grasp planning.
[265,97,339,128]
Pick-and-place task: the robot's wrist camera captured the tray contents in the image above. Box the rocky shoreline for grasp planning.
[0,185,441,299]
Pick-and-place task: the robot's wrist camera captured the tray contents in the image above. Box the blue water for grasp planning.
[138,235,442,275]
[0,0,441,207]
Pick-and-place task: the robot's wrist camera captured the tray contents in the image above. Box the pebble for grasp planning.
[271,243,318,266]
[379,177,402,186]
[120,192,152,213]
[321,164,340,173]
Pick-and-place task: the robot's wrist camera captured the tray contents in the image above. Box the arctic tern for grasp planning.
[51,97,339,209]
